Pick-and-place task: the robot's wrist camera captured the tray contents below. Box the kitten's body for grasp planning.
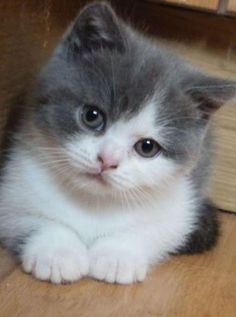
[0,137,199,283]
[0,2,234,284]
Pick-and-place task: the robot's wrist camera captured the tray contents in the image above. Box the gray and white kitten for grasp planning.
[0,2,235,284]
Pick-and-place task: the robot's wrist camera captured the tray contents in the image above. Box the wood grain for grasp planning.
[227,0,236,13]
[212,106,236,211]
[0,213,235,317]
[150,0,219,11]
[0,0,87,146]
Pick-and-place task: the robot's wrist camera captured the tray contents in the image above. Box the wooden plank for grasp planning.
[0,0,87,147]
[211,106,236,211]
[227,0,236,13]
[0,248,17,282]
[149,0,219,11]
[0,213,235,317]
[120,1,236,54]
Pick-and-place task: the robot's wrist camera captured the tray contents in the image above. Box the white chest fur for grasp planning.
[1,148,197,249]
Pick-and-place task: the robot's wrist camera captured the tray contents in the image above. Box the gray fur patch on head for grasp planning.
[31,1,236,167]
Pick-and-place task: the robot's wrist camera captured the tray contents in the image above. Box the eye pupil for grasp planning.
[86,109,98,122]
[142,140,154,153]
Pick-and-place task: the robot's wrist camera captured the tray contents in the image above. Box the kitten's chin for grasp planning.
[79,172,115,193]
[77,172,125,197]
[84,173,108,186]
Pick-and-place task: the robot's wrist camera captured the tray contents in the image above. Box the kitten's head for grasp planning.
[31,2,235,199]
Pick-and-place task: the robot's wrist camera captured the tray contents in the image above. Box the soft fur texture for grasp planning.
[0,2,235,284]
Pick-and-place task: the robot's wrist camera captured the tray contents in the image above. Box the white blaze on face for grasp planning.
[65,98,178,194]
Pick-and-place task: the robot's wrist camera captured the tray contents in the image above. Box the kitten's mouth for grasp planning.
[83,172,108,185]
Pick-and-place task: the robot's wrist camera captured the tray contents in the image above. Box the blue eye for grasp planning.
[134,138,161,158]
[81,105,105,131]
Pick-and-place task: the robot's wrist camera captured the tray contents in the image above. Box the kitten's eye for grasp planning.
[134,138,161,158]
[81,105,105,131]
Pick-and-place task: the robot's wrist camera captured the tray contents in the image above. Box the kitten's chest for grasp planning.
[42,179,193,246]
[18,153,193,245]
[30,174,142,243]
[16,153,151,244]
[54,197,147,245]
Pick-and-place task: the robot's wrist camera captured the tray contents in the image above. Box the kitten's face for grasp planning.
[63,99,178,195]
[32,3,235,198]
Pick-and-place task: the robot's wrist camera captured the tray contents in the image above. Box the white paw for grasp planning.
[22,246,89,284]
[89,243,148,284]
[21,230,89,284]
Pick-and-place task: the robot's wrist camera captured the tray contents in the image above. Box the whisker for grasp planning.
[38,159,70,168]
[188,84,236,91]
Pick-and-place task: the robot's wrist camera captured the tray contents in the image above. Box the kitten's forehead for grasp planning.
[74,47,164,121]
[106,96,160,140]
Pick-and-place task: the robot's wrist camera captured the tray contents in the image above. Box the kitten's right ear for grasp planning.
[182,68,236,120]
[62,2,125,55]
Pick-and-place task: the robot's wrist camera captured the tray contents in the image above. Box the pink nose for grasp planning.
[97,154,119,172]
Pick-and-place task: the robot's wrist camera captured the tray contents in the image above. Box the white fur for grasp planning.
[22,224,89,283]
[0,102,198,284]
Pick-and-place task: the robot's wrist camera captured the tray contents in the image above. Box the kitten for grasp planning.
[0,2,235,285]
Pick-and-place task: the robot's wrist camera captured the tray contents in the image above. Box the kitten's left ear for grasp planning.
[183,69,236,119]
[64,2,125,54]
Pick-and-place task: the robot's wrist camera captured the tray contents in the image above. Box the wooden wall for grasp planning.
[0,0,89,145]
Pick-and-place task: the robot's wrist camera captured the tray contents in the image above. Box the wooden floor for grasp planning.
[0,213,235,317]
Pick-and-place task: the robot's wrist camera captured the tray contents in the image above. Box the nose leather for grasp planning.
[97,142,124,172]
[97,154,119,172]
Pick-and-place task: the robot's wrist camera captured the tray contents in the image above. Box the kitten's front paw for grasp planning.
[22,238,89,284]
[89,242,148,284]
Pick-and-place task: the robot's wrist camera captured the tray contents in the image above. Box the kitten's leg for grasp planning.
[89,233,156,284]
[5,221,89,284]
[21,223,89,283]
[175,200,219,254]
[89,200,219,284]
